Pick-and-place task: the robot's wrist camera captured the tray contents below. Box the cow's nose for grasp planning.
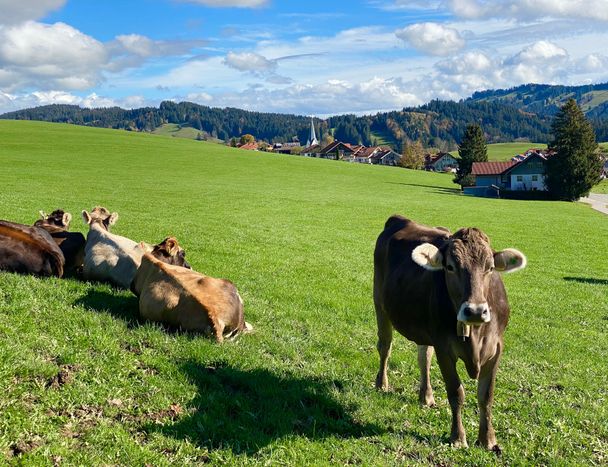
[458,302,491,324]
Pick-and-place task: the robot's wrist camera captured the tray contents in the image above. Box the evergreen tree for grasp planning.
[455,124,487,186]
[546,99,601,200]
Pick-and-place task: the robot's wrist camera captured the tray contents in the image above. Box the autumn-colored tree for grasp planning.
[400,141,425,170]
[239,134,255,145]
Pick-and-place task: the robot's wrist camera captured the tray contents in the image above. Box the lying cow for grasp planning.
[0,219,64,277]
[131,249,251,341]
[82,207,189,288]
[373,215,526,451]
[34,210,85,275]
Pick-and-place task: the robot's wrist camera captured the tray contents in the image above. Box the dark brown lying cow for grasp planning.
[373,215,526,451]
[0,220,65,277]
[34,210,85,275]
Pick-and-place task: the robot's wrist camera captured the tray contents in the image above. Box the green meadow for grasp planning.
[1,121,607,465]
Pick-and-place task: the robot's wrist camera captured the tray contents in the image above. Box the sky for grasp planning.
[1,0,608,116]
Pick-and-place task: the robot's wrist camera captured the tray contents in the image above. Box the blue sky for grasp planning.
[1,0,608,116]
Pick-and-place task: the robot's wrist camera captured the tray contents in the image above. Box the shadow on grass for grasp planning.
[74,289,141,327]
[563,276,608,286]
[146,360,382,455]
[385,182,461,195]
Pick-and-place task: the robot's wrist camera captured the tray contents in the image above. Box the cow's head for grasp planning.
[412,228,526,326]
[82,206,118,231]
[150,237,191,269]
[36,209,72,230]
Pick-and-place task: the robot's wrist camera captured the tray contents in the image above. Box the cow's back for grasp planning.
[135,256,246,339]
[0,221,64,277]
[83,227,142,288]
[374,216,452,344]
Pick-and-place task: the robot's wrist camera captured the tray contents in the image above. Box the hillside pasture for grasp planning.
[0,121,606,465]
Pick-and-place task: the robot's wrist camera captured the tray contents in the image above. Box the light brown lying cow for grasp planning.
[131,251,251,341]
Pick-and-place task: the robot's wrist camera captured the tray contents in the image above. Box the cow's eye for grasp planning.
[446,264,455,272]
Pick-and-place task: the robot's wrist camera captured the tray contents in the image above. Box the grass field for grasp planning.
[1,121,607,465]
[152,123,222,144]
[451,142,548,162]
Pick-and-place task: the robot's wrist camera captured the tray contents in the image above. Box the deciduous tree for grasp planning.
[400,141,425,170]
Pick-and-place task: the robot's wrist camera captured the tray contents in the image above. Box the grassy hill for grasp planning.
[449,142,548,161]
[0,121,606,465]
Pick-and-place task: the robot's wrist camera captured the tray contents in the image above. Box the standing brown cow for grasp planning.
[373,215,526,451]
[35,210,86,275]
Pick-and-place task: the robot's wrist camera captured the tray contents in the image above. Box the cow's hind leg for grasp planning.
[436,350,467,447]
[476,351,501,451]
[417,345,435,407]
[374,305,393,391]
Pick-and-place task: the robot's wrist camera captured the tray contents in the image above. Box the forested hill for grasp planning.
[2,82,607,149]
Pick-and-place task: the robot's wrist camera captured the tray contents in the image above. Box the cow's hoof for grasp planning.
[450,438,468,448]
[475,439,501,454]
[418,394,435,407]
[475,439,502,456]
[375,375,390,392]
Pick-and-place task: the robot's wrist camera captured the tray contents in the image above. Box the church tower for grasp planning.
[306,117,318,147]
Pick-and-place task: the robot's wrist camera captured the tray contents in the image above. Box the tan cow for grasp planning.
[131,250,251,341]
[82,207,189,288]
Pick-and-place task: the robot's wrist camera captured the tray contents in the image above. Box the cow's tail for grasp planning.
[224,291,252,340]
[48,249,64,278]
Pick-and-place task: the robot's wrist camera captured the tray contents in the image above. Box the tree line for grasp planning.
[2,83,607,149]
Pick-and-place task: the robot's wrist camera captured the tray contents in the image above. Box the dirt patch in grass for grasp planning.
[46,364,79,389]
[7,436,43,458]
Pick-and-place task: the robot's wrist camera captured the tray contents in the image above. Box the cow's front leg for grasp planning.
[417,345,435,406]
[476,352,501,451]
[374,305,393,391]
[436,350,467,447]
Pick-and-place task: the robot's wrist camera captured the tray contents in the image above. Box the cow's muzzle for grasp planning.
[457,302,491,324]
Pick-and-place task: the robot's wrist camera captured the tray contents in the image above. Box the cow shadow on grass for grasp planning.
[74,289,141,328]
[145,360,382,455]
[563,276,608,286]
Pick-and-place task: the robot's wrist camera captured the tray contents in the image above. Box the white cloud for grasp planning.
[224,51,276,72]
[177,0,268,7]
[448,0,608,22]
[0,21,108,91]
[396,22,465,56]
[190,77,422,115]
[509,40,568,64]
[0,0,66,25]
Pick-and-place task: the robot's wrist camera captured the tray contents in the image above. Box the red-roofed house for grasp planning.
[469,152,551,194]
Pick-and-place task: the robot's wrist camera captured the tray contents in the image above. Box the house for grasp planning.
[425,152,459,172]
[272,142,300,154]
[370,148,402,166]
[238,142,259,151]
[318,141,355,160]
[467,152,551,196]
[301,144,321,157]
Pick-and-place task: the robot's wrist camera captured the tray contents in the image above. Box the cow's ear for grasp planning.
[39,210,47,220]
[494,248,527,273]
[165,237,179,255]
[109,212,119,225]
[82,210,92,225]
[412,243,444,271]
[62,212,72,227]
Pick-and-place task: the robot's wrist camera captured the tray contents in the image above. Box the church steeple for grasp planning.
[306,117,318,147]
